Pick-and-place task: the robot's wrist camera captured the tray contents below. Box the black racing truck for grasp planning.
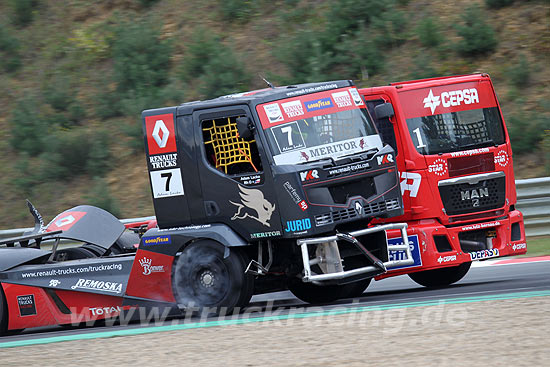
[139,80,413,310]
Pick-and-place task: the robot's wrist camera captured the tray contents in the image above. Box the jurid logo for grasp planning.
[423,88,479,115]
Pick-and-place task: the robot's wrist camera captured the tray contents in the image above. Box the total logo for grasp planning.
[284,218,312,233]
[90,306,122,316]
[512,243,526,251]
[139,257,165,276]
[423,88,479,115]
[376,153,394,165]
[437,255,457,264]
[300,169,319,182]
[469,248,499,261]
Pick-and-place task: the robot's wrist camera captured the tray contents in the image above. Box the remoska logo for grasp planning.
[376,153,394,165]
[512,243,526,251]
[300,169,319,182]
[437,255,457,264]
[139,257,165,276]
[71,279,123,293]
[423,88,479,115]
[145,114,177,155]
[469,248,499,261]
[143,236,171,246]
[284,218,312,233]
[90,306,121,316]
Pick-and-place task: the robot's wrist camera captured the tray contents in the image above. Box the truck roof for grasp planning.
[160,80,354,116]
[361,73,491,94]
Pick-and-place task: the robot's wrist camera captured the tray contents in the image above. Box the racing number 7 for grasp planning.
[161,172,172,192]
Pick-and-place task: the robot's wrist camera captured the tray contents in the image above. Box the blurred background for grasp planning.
[0,0,548,227]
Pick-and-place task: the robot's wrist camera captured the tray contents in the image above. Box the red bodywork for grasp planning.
[359,74,526,279]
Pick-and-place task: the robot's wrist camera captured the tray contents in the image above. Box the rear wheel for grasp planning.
[408,262,472,287]
[173,241,252,315]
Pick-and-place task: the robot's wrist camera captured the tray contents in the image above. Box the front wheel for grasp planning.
[172,241,252,315]
[408,262,472,287]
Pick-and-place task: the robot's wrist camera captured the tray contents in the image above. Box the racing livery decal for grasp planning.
[46,211,87,232]
[230,185,276,227]
[387,235,422,270]
[17,294,37,316]
[145,114,177,155]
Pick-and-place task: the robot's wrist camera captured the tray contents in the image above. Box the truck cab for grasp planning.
[359,74,526,286]
[138,80,412,309]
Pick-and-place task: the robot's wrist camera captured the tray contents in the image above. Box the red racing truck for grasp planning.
[359,74,527,287]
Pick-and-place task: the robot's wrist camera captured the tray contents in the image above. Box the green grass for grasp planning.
[524,236,550,257]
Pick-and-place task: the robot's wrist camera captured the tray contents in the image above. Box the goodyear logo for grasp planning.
[143,235,171,246]
[305,97,334,112]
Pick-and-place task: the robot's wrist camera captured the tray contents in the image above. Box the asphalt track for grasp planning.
[1,256,549,348]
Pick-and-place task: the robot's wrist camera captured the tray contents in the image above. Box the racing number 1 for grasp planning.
[161,172,172,191]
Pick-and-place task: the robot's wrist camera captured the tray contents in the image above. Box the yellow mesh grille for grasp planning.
[203,116,257,174]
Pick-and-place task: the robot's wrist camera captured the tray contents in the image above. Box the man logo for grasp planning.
[152,120,170,149]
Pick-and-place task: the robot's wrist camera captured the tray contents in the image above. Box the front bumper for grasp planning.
[376,210,526,280]
[297,223,413,283]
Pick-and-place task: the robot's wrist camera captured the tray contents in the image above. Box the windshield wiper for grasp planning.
[297,157,335,165]
[457,139,497,150]
[335,148,378,161]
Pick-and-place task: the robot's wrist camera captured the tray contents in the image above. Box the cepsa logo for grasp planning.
[423,88,479,115]
[145,114,177,155]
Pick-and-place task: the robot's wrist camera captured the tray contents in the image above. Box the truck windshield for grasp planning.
[406,107,506,155]
[266,108,381,165]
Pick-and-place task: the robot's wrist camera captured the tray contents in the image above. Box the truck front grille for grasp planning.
[438,173,505,216]
[315,199,400,226]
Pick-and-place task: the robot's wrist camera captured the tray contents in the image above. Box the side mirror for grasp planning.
[236,117,255,140]
[374,103,395,120]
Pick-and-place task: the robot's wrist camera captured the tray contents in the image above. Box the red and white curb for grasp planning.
[471,255,550,268]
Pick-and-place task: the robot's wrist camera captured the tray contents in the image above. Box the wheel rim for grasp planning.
[187,260,229,306]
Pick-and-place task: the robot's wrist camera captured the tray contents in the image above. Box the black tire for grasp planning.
[172,241,250,315]
[339,277,372,299]
[288,280,345,304]
[0,284,8,335]
[408,262,472,288]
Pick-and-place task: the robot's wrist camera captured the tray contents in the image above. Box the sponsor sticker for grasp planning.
[250,230,281,239]
[428,158,448,176]
[495,150,509,167]
[299,169,319,182]
[305,97,334,112]
[17,295,37,316]
[90,306,121,316]
[387,235,422,270]
[283,181,308,211]
[400,172,421,198]
[145,114,177,155]
[349,88,364,106]
[20,263,124,279]
[49,279,60,287]
[71,279,123,294]
[512,243,526,251]
[281,100,304,118]
[469,248,500,261]
[331,91,353,108]
[230,185,276,227]
[328,162,369,176]
[139,257,165,275]
[423,88,479,115]
[284,218,312,233]
[263,103,284,123]
[238,174,263,186]
[437,255,457,264]
[150,168,184,198]
[46,211,87,232]
[149,153,178,170]
[143,235,172,246]
[461,221,500,231]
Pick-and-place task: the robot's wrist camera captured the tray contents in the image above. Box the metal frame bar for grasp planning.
[297,223,413,282]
